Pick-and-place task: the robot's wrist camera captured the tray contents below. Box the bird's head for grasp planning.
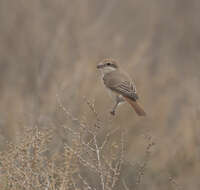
[97,58,118,75]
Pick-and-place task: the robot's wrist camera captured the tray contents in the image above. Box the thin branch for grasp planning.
[169,176,183,190]
[93,135,105,190]
[111,128,125,188]
[64,144,99,174]
[136,134,155,187]
[78,174,96,190]
[56,93,94,135]
[100,127,120,150]
[122,179,130,190]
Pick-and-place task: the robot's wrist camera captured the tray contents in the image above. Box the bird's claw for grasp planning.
[110,110,115,116]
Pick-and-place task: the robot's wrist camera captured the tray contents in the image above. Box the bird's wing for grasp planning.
[103,71,139,101]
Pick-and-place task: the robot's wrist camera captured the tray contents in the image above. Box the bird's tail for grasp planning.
[125,97,146,116]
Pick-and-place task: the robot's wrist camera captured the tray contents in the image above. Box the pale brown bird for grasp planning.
[97,58,146,116]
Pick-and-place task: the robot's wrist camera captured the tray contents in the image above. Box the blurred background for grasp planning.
[0,0,200,189]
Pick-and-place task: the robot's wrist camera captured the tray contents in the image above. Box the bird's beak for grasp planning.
[97,63,104,69]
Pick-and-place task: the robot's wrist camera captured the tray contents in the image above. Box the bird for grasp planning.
[97,58,146,116]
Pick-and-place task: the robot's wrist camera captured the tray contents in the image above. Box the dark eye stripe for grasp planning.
[104,62,118,68]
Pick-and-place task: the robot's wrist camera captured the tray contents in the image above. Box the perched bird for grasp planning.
[97,58,146,116]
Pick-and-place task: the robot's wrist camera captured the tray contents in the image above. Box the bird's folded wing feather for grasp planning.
[103,71,139,101]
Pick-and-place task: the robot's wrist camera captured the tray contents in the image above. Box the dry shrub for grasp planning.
[0,98,155,190]
[0,126,52,189]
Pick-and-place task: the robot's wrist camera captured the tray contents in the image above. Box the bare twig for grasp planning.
[93,135,105,190]
[100,127,120,150]
[111,129,125,188]
[56,93,94,135]
[78,174,96,190]
[169,176,183,190]
[123,179,130,190]
[136,134,155,187]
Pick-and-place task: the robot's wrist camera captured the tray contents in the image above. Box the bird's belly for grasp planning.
[106,87,125,103]
[101,78,125,103]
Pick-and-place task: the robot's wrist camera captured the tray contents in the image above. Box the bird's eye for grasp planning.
[107,63,111,66]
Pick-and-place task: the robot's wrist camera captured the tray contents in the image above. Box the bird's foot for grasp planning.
[110,110,115,116]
